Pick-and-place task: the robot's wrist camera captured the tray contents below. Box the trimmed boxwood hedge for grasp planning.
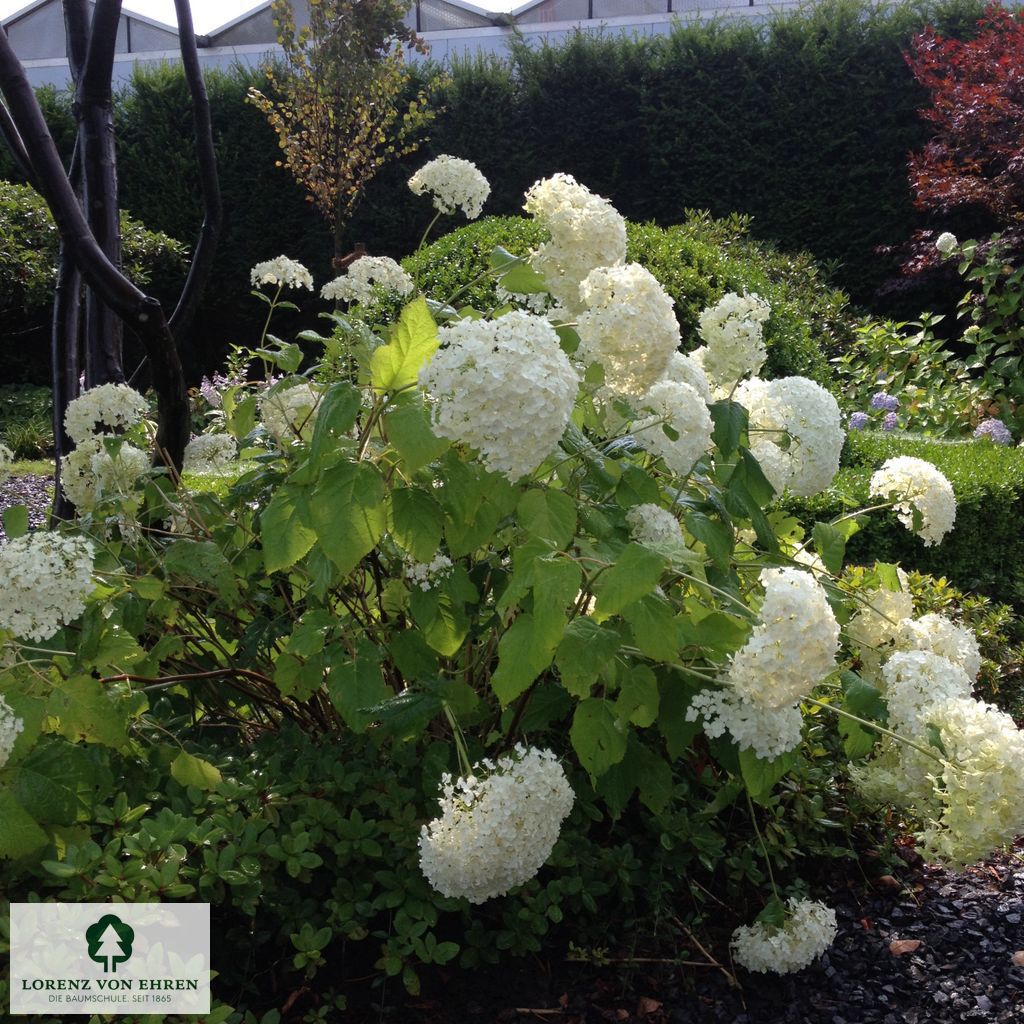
[784,432,1024,603]
[404,213,850,386]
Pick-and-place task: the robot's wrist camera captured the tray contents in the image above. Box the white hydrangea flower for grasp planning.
[250,256,313,291]
[881,650,973,735]
[0,693,23,769]
[633,380,715,478]
[625,503,692,561]
[728,567,841,709]
[895,614,981,681]
[845,569,913,682]
[408,155,490,219]
[731,899,838,975]
[321,256,415,305]
[576,264,679,397]
[869,456,956,546]
[494,285,553,316]
[0,533,95,642]
[419,745,575,904]
[405,553,454,591]
[935,232,958,255]
[64,383,149,445]
[689,292,771,392]
[183,433,237,475]
[736,377,844,497]
[259,383,321,444]
[791,544,826,577]
[686,688,805,761]
[523,173,627,313]
[661,350,712,404]
[420,311,579,482]
[60,437,149,511]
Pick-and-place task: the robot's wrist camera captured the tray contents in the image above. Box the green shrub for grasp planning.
[785,431,1024,602]
[404,214,849,385]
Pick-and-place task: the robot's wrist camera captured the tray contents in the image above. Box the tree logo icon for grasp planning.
[85,914,135,973]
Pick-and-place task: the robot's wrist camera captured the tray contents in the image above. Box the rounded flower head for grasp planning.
[523,174,627,313]
[731,899,838,975]
[0,693,24,769]
[250,256,313,291]
[0,532,95,642]
[881,411,899,432]
[64,383,149,445]
[881,650,973,735]
[974,419,1012,446]
[727,567,841,710]
[690,292,770,392]
[321,255,415,306]
[625,503,691,562]
[259,382,321,444]
[408,155,490,220]
[896,613,981,681]
[183,433,237,474]
[869,456,956,546]
[845,569,913,682]
[686,689,804,761]
[848,411,869,431]
[576,264,679,396]
[935,231,958,255]
[736,376,844,497]
[633,380,714,478]
[420,311,579,482]
[870,392,899,412]
[662,350,712,403]
[419,745,575,904]
[60,437,149,511]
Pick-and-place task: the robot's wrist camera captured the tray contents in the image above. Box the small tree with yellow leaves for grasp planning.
[249,0,439,267]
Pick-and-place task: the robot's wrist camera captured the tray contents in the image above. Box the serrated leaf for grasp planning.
[571,698,628,780]
[326,638,392,732]
[812,519,861,575]
[2,504,28,540]
[309,382,361,464]
[593,543,666,621]
[4,739,107,824]
[390,487,445,562]
[517,489,577,547]
[261,485,317,573]
[371,297,439,392]
[739,747,798,802]
[615,665,660,727]
[385,394,449,472]
[709,400,747,455]
[309,461,386,573]
[46,676,129,749]
[555,618,620,698]
[490,614,556,706]
[0,789,47,859]
[622,595,679,661]
[170,751,223,791]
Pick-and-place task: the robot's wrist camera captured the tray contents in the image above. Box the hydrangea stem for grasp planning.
[746,790,781,905]
[803,695,944,763]
[443,703,473,778]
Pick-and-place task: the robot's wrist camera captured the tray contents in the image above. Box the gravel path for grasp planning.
[0,472,52,542]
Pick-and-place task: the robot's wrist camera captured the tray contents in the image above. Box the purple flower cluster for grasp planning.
[870,392,900,412]
[848,412,869,431]
[881,412,899,432]
[973,419,1013,446]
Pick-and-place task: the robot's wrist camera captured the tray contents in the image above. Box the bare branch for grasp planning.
[0,99,37,187]
[169,0,223,340]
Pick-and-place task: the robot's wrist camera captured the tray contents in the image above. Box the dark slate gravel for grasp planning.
[0,472,52,542]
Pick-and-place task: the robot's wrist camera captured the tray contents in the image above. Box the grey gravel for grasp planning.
[0,473,52,542]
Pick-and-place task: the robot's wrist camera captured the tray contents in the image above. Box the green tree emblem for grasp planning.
[86,914,134,973]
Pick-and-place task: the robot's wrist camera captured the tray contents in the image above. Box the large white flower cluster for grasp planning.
[0,533,95,642]
[896,613,981,681]
[259,383,321,444]
[690,292,771,392]
[0,694,23,769]
[625,503,690,561]
[661,350,712,403]
[523,174,627,312]
[729,568,840,709]
[731,899,838,975]
[419,745,575,904]
[420,312,579,481]
[576,264,679,396]
[687,568,839,759]
[183,433,238,475]
[736,377,844,497]
[64,383,149,444]
[881,650,973,735]
[408,155,490,220]
[869,456,956,546]
[321,256,415,306]
[633,381,715,478]
[250,256,313,291]
[60,438,150,510]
